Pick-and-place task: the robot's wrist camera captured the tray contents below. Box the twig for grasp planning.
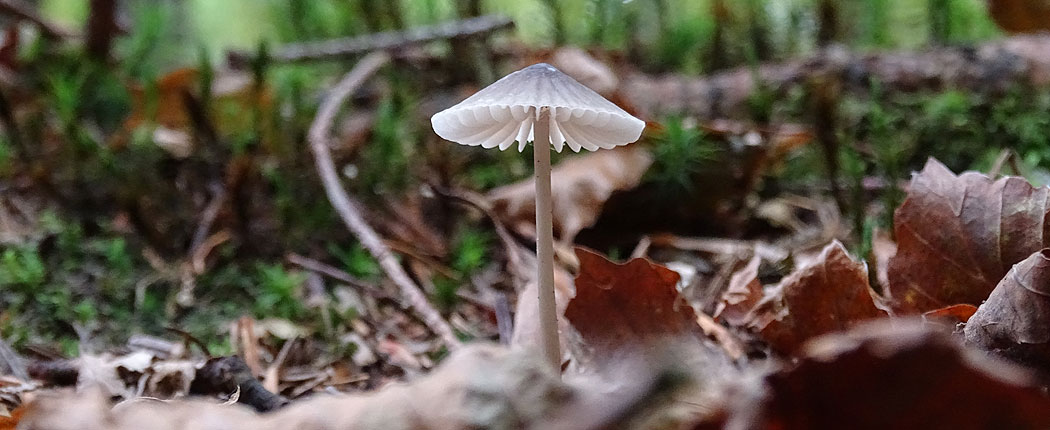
[494,291,513,345]
[432,185,528,279]
[284,253,389,299]
[0,337,27,381]
[264,14,512,63]
[307,51,461,350]
[0,0,74,39]
[189,182,227,256]
[695,312,746,361]
[85,0,118,60]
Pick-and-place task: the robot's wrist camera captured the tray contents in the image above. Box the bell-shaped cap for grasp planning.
[431,63,645,153]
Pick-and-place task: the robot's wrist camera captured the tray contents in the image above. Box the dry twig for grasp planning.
[270,14,513,63]
[307,52,461,350]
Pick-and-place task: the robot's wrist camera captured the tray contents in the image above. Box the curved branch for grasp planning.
[307,52,462,350]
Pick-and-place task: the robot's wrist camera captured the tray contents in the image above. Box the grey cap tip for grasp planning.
[524,63,559,73]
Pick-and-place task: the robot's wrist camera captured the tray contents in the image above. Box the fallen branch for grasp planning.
[0,0,74,39]
[231,14,513,64]
[307,51,462,350]
[625,35,1050,119]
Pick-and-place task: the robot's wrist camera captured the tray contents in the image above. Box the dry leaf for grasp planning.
[922,304,978,330]
[510,264,575,353]
[119,67,274,154]
[488,145,652,244]
[0,405,21,430]
[564,248,701,361]
[747,241,886,354]
[965,249,1050,370]
[146,361,197,399]
[714,255,762,326]
[988,0,1050,33]
[888,158,1050,313]
[19,345,583,430]
[733,320,1050,429]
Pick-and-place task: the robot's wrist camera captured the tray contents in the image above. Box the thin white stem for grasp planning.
[533,107,560,371]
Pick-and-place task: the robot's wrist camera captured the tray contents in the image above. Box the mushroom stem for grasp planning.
[533,106,560,372]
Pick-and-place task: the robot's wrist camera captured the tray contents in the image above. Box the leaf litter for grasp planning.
[7,42,1050,429]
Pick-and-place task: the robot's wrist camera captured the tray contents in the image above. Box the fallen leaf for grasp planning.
[118,67,274,154]
[18,345,607,430]
[988,0,1050,33]
[888,158,1050,313]
[922,304,978,330]
[965,249,1050,370]
[733,320,1050,430]
[146,361,197,399]
[77,354,134,398]
[564,248,702,361]
[488,145,652,244]
[714,255,762,326]
[747,241,886,354]
[0,405,24,430]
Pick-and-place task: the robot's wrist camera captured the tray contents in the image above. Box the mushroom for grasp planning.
[431,63,645,370]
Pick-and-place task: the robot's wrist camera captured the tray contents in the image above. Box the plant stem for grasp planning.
[533,107,560,372]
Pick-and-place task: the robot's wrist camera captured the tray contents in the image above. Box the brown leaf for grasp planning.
[922,304,978,330]
[735,321,1050,430]
[119,68,274,153]
[565,248,701,359]
[749,241,886,353]
[0,405,23,430]
[488,145,652,244]
[888,158,1050,313]
[989,0,1050,33]
[965,249,1050,370]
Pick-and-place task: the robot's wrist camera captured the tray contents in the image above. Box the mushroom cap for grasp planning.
[431,63,645,153]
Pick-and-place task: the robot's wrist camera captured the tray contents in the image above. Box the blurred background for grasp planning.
[0,0,1046,363]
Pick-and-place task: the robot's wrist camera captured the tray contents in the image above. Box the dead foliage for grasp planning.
[988,0,1050,33]
[888,158,1050,313]
[732,321,1050,430]
[487,145,653,244]
[965,249,1050,372]
[565,247,702,361]
[719,241,886,354]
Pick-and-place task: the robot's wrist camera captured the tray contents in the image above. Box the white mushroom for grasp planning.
[431,63,645,371]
